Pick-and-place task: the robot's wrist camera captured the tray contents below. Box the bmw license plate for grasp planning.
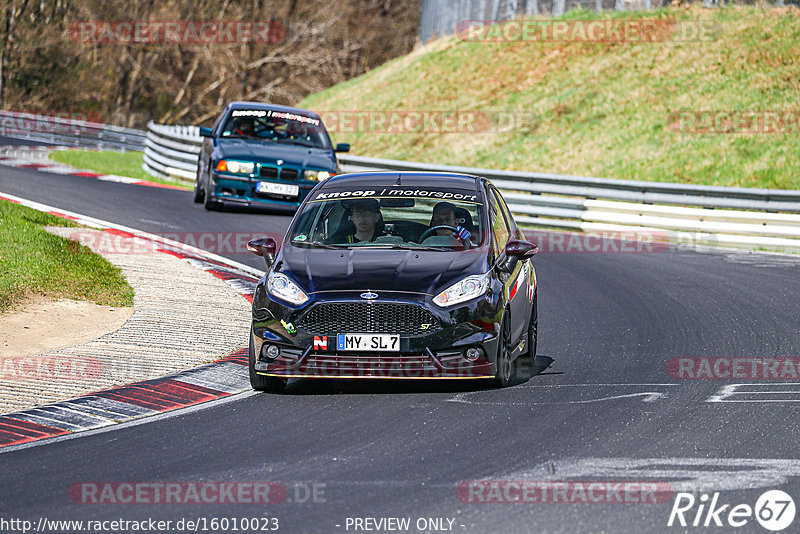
[256,181,299,197]
[337,334,399,351]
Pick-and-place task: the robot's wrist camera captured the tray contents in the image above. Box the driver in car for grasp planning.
[233,117,255,136]
[430,202,471,241]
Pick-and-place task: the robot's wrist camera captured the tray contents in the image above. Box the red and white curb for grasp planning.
[0,192,266,450]
[0,350,249,448]
[0,145,186,191]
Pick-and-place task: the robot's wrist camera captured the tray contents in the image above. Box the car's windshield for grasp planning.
[289,191,485,250]
[220,108,331,149]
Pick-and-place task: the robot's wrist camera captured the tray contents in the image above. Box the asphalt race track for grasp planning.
[2,145,800,533]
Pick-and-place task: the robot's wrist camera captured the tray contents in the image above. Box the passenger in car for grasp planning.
[330,199,385,243]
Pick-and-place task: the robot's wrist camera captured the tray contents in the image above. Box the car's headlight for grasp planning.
[433,273,490,307]
[267,272,309,306]
[304,170,331,181]
[216,160,254,174]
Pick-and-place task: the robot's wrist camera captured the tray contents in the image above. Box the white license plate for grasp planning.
[256,181,299,197]
[337,334,399,352]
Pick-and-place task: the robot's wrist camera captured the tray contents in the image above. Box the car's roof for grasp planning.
[321,171,481,192]
[226,101,319,118]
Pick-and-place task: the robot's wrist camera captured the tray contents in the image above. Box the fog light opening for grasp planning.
[464,347,483,362]
[261,344,280,360]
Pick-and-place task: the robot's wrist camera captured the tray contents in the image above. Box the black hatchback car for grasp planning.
[193,101,350,211]
[246,172,538,392]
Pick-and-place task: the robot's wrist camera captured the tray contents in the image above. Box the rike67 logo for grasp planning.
[668,490,795,531]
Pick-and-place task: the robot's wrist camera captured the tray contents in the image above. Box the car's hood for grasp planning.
[278,247,489,296]
[216,139,336,170]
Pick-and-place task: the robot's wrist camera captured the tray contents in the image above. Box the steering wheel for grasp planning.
[419,225,461,242]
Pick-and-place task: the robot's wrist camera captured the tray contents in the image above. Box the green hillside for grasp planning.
[301,5,800,189]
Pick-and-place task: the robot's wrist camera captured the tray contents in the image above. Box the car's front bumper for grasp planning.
[251,289,502,380]
[209,172,319,209]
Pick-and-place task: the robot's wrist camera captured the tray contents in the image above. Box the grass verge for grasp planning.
[0,200,135,313]
[48,149,192,190]
[302,5,800,189]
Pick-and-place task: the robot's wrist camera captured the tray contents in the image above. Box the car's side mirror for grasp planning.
[505,239,538,258]
[247,236,278,266]
[335,143,350,153]
[199,126,213,137]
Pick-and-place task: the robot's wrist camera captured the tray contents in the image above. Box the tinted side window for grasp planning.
[492,188,519,238]
[488,189,510,255]
[211,110,227,136]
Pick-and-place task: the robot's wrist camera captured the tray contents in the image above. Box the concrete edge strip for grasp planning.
[0,191,267,450]
[0,145,186,190]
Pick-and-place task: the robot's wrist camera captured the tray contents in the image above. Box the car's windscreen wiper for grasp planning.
[292,240,346,249]
[384,243,452,251]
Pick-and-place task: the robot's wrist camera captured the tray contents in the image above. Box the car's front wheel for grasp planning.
[494,315,512,387]
[203,180,222,211]
[249,328,286,393]
[193,163,204,203]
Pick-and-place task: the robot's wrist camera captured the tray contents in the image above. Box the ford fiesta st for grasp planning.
[193,101,350,211]
[246,172,538,392]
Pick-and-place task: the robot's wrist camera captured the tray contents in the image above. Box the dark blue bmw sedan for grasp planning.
[194,101,350,211]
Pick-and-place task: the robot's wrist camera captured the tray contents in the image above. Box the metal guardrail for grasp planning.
[0,110,146,151]
[142,122,800,251]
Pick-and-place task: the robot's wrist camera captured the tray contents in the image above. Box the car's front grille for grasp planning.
[298,302,441,336]
[281,168,299,180]
[259,166,299,180]
[259,166,278,178]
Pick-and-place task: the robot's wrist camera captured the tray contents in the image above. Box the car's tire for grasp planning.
[520,292,538,378]
[193,164,204,203]
[203,181,222,211]
[249,328,286,393]
[494,314,512,388]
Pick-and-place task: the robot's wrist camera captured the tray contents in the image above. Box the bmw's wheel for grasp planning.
[193,164,204,203]
[203,181,222,211]
[249,328,286,393]
[494,315,512,387]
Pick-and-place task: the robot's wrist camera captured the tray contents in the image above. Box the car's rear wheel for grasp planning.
[521,292,538,378]
[193,164,204,203]
[249,328,286,393]
[494,314,512,387]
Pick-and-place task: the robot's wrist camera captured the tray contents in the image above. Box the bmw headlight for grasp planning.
[267,272,309,306]
[433,273,490,307]
[217,160,255,174]
[304,170,331,181]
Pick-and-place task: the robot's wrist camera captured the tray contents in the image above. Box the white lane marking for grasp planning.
[447,383,677,405]
[0,390,257,454]
[708,383,800,403]
[510,458,800,492]
[449,391,666,405]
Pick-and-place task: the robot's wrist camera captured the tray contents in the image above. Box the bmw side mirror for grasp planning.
[335,143,350,153]
[199,126,213,137]
[505,239,538,258]
[247,236,278,266]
